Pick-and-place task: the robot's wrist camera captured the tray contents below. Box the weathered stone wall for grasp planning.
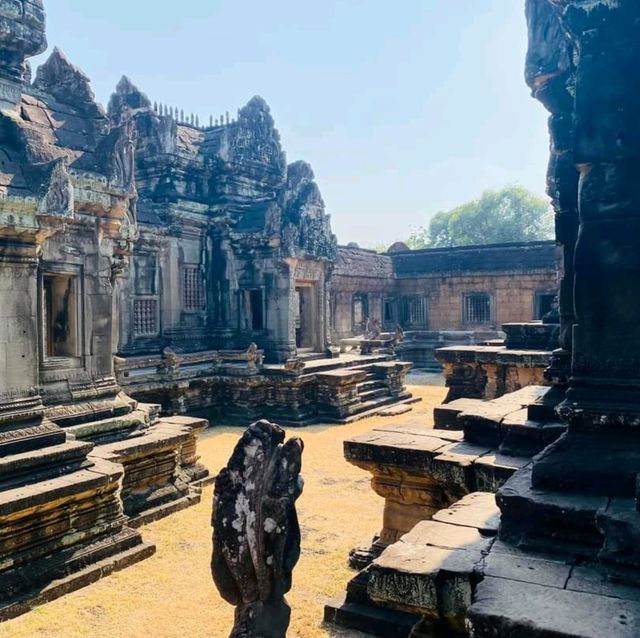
[396,272,555,330]
[110,81,337,363]
[332,242,558,340]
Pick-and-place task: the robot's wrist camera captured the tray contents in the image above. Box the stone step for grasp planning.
[433,398,483,430]
[462,404,525,447]
[499,410,566,458]
[432,492,501,535]
[0,440,95,489]
[339,393,413,420]
[0,528,155,622]
[297,354,391,377]
[456,387,566,457]
[357,379,387,393]
[91,424,191,463]
[297,351,328,363]
[358,388,391,402]
[527,384,565,421]
[0,457,125,518]
[531,432,640,497]
[45,395,133,427]
[324,592,418,638]
[366,494,499,626]
[498,465,608,559]
[468,575,640,638]
[63,410,150,444]
[596,498,640,570]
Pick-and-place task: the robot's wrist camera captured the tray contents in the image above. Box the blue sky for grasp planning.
[32,1,550,247]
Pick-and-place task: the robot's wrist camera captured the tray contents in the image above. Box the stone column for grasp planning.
[0,242,40,394]
[525,0,579,386]
[552,1,640,431]
[499,1,640,564]
[262,259,297,363]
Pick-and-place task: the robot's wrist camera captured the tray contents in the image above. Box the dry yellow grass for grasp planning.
[3,384,446,638]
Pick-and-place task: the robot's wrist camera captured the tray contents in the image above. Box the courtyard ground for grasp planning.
[3,383,446,638]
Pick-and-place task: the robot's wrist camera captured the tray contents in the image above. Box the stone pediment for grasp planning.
[36,158,73,219]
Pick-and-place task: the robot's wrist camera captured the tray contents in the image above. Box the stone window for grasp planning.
[42,272,80,359]
[534,291,557,320]
[383,298,396,326]
[133,298,159,336]
[400,296,428,328]
[464,293,492,325]
[134,254,157,295]
[249,289,264,331]
[352,293,369,332]
[183,266,205,312]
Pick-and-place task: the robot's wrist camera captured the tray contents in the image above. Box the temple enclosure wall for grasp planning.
[332,242,558,339]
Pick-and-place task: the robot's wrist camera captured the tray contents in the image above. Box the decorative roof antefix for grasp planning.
[36,157,74,220]
[108,74,239,131]
[32,47,105,120]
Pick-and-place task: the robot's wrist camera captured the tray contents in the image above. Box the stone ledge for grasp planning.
[432,492,500,535]
[0,457,123,516]
[128,491,201,528]
[366,494,499,623]
[324,592,418,638]
[0,537,155,622]
[468,576,640,638]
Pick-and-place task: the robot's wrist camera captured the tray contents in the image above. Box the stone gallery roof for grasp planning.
[335,241,556,280]
[0,49,134,221]
[389,241,557,278]
[334,246,394,278]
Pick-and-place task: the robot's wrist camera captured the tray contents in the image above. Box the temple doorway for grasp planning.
[295,285,316,350]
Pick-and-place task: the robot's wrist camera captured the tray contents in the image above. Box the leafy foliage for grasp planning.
[407,186,553,249]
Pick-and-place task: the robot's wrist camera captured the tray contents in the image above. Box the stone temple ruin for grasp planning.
[2,0,640,636]
[0,0,420,618]
[324,1,640,637]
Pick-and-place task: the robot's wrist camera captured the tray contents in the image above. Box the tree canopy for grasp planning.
[406,186,553,249]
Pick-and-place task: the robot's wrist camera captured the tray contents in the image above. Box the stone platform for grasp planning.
[339,491,640,638]
[44,389,210,523]
[436,322,558,402]
[0,396,155,622]
[117,350,416,426]
[326,384,567,636]
[395,330,502,372]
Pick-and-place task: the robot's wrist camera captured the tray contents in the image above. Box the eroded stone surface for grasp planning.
[212,421,303,638]
[468,577,640,638]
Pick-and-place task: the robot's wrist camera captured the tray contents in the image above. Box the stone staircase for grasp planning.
[325,385,569,637]
[43,392,210,523]
[314,360,415,424]
[435,385,566,457]
[362,491,640,638]
[328,382,640,637]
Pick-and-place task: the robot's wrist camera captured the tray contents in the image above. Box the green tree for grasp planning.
[408,186,553,249]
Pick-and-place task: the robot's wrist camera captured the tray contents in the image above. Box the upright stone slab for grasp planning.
[212,421,303,638]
